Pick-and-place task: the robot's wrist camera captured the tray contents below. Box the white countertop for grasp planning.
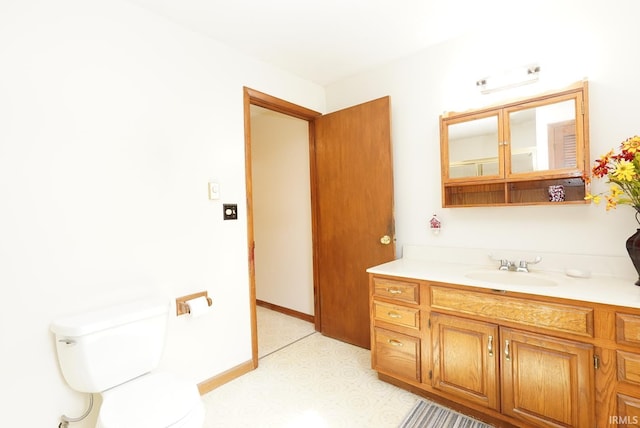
[367,246,640,309]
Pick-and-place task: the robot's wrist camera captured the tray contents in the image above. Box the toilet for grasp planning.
[50,297,205,428]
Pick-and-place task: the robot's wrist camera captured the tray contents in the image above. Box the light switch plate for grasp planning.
[208,182,220,200]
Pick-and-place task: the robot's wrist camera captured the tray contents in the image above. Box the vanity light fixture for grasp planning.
[476,64,541,94]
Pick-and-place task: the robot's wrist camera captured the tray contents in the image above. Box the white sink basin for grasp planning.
[465,269,557,287]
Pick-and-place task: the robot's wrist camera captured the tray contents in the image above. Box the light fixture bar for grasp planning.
[476,65,540,94]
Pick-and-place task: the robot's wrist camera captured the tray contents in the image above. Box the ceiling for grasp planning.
[125,0,523,86]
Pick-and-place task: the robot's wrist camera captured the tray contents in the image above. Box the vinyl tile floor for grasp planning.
[201,307,421,427]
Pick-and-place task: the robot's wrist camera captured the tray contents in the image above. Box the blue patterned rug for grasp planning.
[398,400,494,428]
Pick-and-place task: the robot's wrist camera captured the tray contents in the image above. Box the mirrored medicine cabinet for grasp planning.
[439,81,589,207]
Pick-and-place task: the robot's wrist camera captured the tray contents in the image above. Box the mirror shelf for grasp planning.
[439,81,589,208]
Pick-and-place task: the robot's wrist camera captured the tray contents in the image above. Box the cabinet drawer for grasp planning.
[372,327,420,382]
[373,301,419,329]
[617,313,640,346]
[617,394,640,427]
[431,286,593,337]
[373,277,419,304]
[618,350,640,386]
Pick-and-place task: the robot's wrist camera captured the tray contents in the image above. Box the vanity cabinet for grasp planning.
[368,272,640,427]
[431,313,594,427]
[370,276,423,384]
[429,284,595,427]
[440,81,589,207]
[615,313,640,427]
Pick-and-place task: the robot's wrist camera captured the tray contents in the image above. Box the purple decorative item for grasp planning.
[548,185,565,202]
[627,229,640,286]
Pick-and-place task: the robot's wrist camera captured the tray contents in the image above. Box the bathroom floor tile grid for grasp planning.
[256,305,317,358]
[202,307,421,427]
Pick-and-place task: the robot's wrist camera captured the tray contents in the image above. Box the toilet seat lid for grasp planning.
[98,371,202,428]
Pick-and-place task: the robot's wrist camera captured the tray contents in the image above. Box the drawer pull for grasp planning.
[387,287,403,295]
[488,335,494,357]
[388,339,403,347]
[504,339,511,361]
[387,311,402,319]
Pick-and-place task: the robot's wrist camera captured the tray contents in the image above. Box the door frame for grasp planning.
[243,87,322,367]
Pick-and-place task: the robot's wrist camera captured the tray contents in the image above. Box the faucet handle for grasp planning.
[499,260,511,271]
[489,254,513,271]
[523,256,542,265]
[516,256,542,272]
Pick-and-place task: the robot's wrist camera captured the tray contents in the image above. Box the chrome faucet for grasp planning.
[516,261,530,272]
[498,260,514,271]
[515,256,542,272]
[494,256,542,272]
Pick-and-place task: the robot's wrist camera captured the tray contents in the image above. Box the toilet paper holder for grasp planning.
[176,291,213,316]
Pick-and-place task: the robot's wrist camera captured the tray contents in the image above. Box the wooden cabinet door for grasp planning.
[500,327,594,427]
[431,313,500,410]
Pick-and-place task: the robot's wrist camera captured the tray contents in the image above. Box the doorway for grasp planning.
[250,105,316,357]
[243,88,323,367]
[243,87,395,367]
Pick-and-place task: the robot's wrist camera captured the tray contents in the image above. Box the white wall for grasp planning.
[0,1,324,426]
[251,109,314,315]
[326,0,640,261]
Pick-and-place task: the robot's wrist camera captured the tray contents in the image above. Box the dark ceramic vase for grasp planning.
[626,228,640,286]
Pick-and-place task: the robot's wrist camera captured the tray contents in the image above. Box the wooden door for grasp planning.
[431,312,500,410]
[314,96,395,349]
[500,327,594,427]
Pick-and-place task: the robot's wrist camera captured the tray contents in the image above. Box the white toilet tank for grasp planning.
[50,297,170,393]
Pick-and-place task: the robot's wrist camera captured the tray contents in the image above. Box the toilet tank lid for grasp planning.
[50,297,169,337]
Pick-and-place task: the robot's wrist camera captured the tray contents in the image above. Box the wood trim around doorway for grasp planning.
[244,87,322,120]
[243,87,322,368]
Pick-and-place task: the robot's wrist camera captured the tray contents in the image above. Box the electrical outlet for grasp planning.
[223,204,238,220]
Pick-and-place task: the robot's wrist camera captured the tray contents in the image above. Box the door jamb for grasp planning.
[243,87,322,367]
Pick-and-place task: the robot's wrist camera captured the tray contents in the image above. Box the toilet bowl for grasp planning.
[50,297,205,428]
[97,372,204,428]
